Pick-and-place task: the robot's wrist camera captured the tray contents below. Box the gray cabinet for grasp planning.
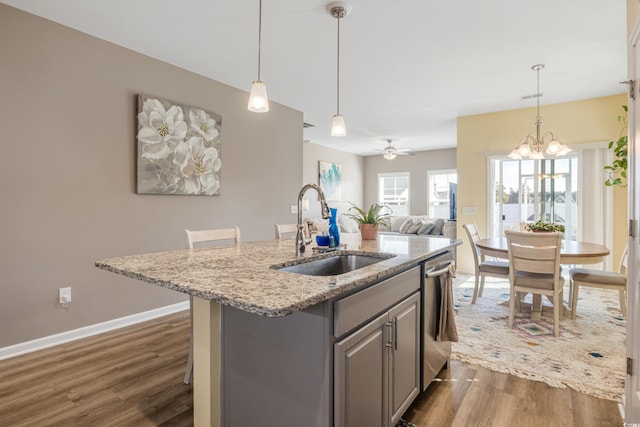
[389,294,420,425]
[334,311,388,427]
[334,289,420,427]
[222,265,428,427]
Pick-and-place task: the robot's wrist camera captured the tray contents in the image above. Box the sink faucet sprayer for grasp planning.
[296,183,331,256]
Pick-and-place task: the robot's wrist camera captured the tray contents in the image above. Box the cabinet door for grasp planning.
[334,312,388,427]
[389,292,420,425]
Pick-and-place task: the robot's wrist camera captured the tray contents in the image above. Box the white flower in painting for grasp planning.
[174,136,222,195]
[189,108,219,142]
[137,99,187,160]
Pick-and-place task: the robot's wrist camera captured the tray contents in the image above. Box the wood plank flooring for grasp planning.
[0,311,622,426]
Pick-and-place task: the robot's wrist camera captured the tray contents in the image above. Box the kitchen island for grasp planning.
[96,233,461,426]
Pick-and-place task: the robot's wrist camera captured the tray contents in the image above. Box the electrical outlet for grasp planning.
[59,287,72,305]
[291,205,298,214]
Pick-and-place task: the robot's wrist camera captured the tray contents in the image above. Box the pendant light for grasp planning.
[508,64,572,160]
[328,2,351,137]
[248,0,269,113]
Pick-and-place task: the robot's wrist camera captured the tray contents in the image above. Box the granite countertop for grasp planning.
[95,234,461,318]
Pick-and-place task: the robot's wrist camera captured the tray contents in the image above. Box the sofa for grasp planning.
[378,215,456,239]
[325,214,456,239]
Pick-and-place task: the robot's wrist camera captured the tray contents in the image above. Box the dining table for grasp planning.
[475,237,610,319]
[476,237,610,265]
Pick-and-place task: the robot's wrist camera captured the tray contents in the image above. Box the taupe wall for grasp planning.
[363,149,457,214]
[302,141,364,216]
[0,5,303,347]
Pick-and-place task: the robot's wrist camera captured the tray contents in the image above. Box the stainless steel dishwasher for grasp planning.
[420,251,455,391]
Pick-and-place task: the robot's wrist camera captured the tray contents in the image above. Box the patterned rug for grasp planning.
[451,274,626,401]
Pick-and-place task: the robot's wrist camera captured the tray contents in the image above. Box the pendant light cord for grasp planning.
[336,15,341,115]
[257,0,263,81]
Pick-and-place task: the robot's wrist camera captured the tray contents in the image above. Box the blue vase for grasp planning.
[329,208,340,247]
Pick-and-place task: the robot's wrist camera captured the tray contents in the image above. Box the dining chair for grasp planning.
[274,223,299,240]
[505,230,564,337]
[462,223,509,304]
[183,226,241,384]
[569,245,628,318]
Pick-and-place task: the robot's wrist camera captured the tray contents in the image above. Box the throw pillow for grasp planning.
[406,222,422,234]
[390,216,410,232]
[338,215,359,233]
[399,216,421,234]
[417,218,436,235]
[311,217,329,233]
[430,218,445,235]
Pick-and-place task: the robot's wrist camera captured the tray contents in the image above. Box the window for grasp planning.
[489,156,577,240]
[427,170,457,219]
[378,172,410,216]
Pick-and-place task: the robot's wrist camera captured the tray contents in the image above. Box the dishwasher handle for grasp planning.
[425,260,455,278]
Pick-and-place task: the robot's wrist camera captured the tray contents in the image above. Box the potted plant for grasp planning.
[525,220,565,233]
[604,105,627,187]
[344,202,392,240]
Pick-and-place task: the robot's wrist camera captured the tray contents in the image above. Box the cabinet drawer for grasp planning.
[334,266,419,338]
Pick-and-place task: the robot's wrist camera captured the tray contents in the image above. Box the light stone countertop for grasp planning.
[95,233,461,318]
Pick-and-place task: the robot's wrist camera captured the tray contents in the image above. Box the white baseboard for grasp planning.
[0,301,189,361]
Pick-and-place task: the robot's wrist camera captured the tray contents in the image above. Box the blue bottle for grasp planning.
[329,208,340,247]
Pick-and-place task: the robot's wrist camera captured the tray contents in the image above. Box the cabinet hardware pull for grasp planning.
[386,321,394,348]
[393,318,398,350]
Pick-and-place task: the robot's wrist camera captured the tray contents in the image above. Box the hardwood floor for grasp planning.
[0,312,193,427]
[0,311,622,426]
[404,361,622,427]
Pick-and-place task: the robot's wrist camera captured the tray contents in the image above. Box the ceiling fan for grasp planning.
[378,139,415,160]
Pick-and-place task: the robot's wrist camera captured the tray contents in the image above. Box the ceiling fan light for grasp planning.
[248,81,269,112]
[331,114,347,137]
[383,147,397,160]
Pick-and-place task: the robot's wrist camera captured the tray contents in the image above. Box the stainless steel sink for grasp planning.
[274,253,394,276]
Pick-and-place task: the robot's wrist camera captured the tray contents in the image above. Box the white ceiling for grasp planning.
[2,0,627,156]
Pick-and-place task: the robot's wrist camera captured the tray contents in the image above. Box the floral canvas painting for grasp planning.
[318,161,342,201]
[136,94,222,195]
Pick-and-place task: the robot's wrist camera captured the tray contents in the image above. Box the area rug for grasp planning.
[450,274,626,401]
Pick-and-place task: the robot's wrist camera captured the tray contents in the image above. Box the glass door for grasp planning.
[489,156,577,240]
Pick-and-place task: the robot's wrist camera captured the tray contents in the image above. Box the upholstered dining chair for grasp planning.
[463,223,509,304]
[569,245,628,318]
[505,230,564,337]
[183,226,241,384]
[274,223,299,240]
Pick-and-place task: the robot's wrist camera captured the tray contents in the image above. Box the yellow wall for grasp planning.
[456,94,628,272]
[629,0,640,36]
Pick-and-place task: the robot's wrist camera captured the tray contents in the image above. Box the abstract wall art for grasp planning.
[318,160,342,201]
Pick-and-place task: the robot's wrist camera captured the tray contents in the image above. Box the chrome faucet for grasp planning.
[296,183,331,256]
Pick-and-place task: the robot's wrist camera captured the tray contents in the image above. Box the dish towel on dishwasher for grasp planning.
[437,262,459,342]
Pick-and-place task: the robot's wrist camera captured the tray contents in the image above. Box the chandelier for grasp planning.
[508,64,571,160]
